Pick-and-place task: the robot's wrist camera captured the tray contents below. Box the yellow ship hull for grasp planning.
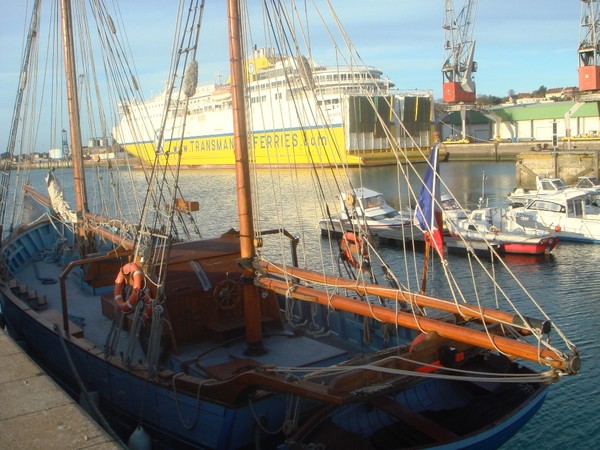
[123,126,440,168]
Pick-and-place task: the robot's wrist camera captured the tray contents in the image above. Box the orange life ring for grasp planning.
[114,262,144,313]
[339,231,368,269]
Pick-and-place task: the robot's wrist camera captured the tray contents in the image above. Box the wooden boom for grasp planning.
[254,264,580,374]
[256,261,549,334]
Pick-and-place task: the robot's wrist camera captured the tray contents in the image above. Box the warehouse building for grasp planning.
[438,101,600,143]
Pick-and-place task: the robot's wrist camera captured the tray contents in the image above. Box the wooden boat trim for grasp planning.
[255,275,574,373]
[256,260,551,334]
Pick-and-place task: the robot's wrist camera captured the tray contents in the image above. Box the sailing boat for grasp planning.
[0,1,580,449]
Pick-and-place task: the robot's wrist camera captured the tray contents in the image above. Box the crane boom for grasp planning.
[442,0,478,103]
[579,0,600,91]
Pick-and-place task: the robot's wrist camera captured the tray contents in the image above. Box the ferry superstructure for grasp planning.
[113,48,436,168]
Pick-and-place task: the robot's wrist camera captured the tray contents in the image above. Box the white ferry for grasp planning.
[113,48,437,168]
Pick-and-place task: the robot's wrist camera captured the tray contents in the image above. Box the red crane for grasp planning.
[579,0,600,91]
[442,0,478,103]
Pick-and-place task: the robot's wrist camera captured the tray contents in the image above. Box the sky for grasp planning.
[0,0,583,153]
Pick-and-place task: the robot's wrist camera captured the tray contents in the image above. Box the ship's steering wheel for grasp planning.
[213,278,241,310]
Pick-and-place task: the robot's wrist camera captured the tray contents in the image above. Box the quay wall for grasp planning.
[443,141,600,188]
[4,157,140,171]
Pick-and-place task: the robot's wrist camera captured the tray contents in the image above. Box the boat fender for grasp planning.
[554,225,561,232]
[128,425,151,450]
[114,263,144,313]
[339,231,368,269]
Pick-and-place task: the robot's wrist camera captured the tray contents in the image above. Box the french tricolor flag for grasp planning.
[415,143,444,259]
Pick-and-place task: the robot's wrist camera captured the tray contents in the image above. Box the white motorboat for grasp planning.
[318,187,414,237]
[446,206,559,255]
[505,190,600,243]
[508,177,570,204]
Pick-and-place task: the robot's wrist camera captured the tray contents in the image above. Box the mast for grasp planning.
[60,0,89,249]
[227,0,264,353]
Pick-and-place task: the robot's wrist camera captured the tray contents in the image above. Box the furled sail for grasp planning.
[45,169,77,223]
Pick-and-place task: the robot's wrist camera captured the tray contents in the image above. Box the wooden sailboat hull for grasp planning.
[282,360,548,449]
[0,285,550,450]
[0,219,553,449]
[1,278,325,450]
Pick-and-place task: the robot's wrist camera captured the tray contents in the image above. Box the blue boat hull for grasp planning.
[0,221,550,449]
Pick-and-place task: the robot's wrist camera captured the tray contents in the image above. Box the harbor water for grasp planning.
[12,161,599,449]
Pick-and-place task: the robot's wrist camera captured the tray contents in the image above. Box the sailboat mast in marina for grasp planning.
[228,0,263,352]
[60,0,93,258]
[0,1,580,449]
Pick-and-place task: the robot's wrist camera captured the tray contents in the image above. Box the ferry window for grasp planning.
[341,74,347,81]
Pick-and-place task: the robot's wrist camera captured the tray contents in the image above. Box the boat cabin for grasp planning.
[340,187,402,221]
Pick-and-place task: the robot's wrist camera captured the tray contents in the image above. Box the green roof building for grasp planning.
[439,101,600,142]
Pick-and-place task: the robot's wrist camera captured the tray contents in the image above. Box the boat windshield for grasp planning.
[364,195,386,208]
[441,197,460,210]
[528,200,565,213]
[540,179,566,191]
[576,177,600,188]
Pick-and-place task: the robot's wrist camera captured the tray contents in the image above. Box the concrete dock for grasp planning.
[442,140,600,163]
[0,330,121,449]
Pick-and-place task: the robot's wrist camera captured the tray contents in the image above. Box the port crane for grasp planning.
[579,0,600,92]
[563,0,600,150]
[442,0,478,103]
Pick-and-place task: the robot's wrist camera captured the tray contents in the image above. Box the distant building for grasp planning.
[438,110,493,142]
[490,101,599,141]
[544,87,577,101]
[438,100,600,143]
[49,148,64,159]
